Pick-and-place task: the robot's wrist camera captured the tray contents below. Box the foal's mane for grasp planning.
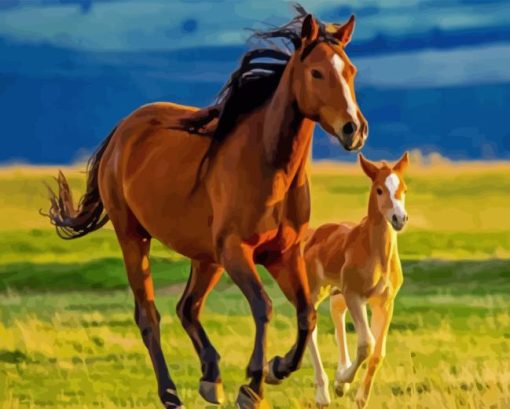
[179,4,339,142]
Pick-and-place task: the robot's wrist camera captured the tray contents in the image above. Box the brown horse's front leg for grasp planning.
[220,235,272,409]
[264,244,317,383]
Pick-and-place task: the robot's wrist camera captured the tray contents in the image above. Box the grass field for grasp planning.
[1,161,510,409]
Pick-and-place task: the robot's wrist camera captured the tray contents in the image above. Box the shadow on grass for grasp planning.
[0,349,29,364]
[403,258,510,295]
[0,257,509,295]
[0,257,190,292]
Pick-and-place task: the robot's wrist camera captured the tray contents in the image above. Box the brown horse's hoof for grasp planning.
[161,388,184,408]
[264,358,283,385]
[236,385,271,409]
[199,380,225,404]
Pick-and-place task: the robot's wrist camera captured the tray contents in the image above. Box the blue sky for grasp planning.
[1,0,510,162]
[1,1,509,51]
[2,1,510,88]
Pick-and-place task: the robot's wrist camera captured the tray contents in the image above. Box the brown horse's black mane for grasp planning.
[179,4,339,143]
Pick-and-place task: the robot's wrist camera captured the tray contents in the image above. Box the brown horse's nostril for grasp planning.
[392,215,398,224]
[342,121,357,138]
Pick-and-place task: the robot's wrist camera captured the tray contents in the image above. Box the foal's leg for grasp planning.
[176,260,224,404]
[330,292,352,397]
[355,300,394,409]
[221,235,272,408]
[336,292,374,384]
[307,320,331,407]
[115,227,182,408]
[264,244,317,384]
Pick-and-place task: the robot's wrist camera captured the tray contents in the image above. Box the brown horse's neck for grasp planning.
[262,62,315,178]
[366,191,397,265]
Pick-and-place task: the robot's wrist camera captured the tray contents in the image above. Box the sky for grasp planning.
[1,0,509,162]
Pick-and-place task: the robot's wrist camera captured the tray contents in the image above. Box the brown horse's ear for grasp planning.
[393,152,410,174]
[333,15,356,46]
[359,153,378,181]
[301,14,319,44]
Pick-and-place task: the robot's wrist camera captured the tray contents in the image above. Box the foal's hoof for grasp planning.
[199,380,225,405]
[236,385,271,409]
[355,389,368,409]
[315,384,331,407]
[264,357,283,385]
[334,380,350,397]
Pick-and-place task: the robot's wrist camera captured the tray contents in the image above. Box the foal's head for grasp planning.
[360,153,410,231]
[290,15,368,151]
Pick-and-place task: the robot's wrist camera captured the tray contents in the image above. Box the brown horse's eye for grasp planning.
[311,69,323,79]
[376,188,383,195]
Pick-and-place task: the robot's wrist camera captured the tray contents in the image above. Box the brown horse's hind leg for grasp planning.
[263,244,317,384]
[220,235,272,408]
[113,216,183,408]
[176,260,224,404]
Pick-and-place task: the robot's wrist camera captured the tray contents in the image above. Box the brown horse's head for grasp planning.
[181,6,368,153]
[290,14,368,151]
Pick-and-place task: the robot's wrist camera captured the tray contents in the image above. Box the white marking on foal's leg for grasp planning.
[356,302,394,409]
[338,294,375,384]
[330,293,351,397]
[308,324,331,406]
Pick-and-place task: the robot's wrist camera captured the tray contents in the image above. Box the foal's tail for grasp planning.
[43,127,116,239]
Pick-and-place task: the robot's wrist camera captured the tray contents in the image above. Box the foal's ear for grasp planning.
[333,15,356,46]
[301,14,320,44]
[393,151,410,174]
[359,153,378,180]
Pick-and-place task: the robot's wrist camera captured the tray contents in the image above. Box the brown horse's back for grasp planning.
[99,102,216,260]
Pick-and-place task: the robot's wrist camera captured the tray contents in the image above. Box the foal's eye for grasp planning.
[311,69,324,80]
[376,188,383,195]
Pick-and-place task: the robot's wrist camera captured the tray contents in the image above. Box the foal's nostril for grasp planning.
[405,214,409,222]
[342,121,357,137]
[392,215,398,224]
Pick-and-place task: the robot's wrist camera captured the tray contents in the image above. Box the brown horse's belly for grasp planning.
[118,108,217,260]
[127,192,215,260]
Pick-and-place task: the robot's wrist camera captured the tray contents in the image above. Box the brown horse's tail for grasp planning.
[43,127,116,239]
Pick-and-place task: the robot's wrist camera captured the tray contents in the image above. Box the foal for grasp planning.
[304,152,409,408]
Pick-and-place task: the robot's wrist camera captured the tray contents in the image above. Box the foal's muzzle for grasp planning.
[391,213,408,231]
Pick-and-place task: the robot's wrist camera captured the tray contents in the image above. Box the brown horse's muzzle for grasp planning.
[336,115,368,152]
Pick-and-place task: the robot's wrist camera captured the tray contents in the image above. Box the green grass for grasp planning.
[1,285,509,408]
[0,163,509,408]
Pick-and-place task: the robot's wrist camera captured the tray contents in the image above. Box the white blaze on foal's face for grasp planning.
[380,172,408,231]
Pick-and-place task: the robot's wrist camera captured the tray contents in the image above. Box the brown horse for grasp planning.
[45,6,367,409]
